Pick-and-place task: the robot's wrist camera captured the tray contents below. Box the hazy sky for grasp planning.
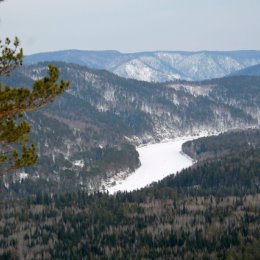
[0,0,259,54]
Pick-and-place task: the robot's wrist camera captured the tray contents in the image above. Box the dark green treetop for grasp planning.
[0,38,70,174]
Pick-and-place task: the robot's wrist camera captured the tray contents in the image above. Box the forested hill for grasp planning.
[1,62,260,194]
[177,129,260,196]
[0,130,260,259]
[230,64,260,77]
[182,128,260,160]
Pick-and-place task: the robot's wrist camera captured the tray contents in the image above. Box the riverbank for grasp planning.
[107,136,197,193]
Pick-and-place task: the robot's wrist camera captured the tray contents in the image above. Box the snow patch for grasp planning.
[166,83,214,96]
[73,160,85,168]
[14,172,29,183]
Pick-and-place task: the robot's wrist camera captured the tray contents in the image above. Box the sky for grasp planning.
[0,0,259,55]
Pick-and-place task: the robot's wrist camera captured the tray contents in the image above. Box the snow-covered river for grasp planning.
[108,136,198,194]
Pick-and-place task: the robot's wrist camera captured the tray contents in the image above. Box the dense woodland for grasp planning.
[1,129,260,259]
[182,128,260,160]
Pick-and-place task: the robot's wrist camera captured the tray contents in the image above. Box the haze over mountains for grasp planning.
[25,50,260,82]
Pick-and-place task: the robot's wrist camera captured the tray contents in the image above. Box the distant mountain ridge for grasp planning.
[25,50,260,82]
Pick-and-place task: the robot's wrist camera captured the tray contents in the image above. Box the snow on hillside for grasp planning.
[25,50,260,82]
[112,59,181,82]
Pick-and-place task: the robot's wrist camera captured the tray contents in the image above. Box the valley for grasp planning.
[1,0,260,258]
[0,57,260,260]
[1,62,259,196]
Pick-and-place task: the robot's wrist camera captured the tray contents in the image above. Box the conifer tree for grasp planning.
[0,37,70,173]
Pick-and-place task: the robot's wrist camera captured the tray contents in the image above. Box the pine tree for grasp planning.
[0,37,70,173]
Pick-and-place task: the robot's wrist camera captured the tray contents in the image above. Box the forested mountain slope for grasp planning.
[1,62,260,194]
[182,128,260,160]
[230,64,260,77]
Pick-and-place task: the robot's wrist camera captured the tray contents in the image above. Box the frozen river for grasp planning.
[108,136,197,193]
